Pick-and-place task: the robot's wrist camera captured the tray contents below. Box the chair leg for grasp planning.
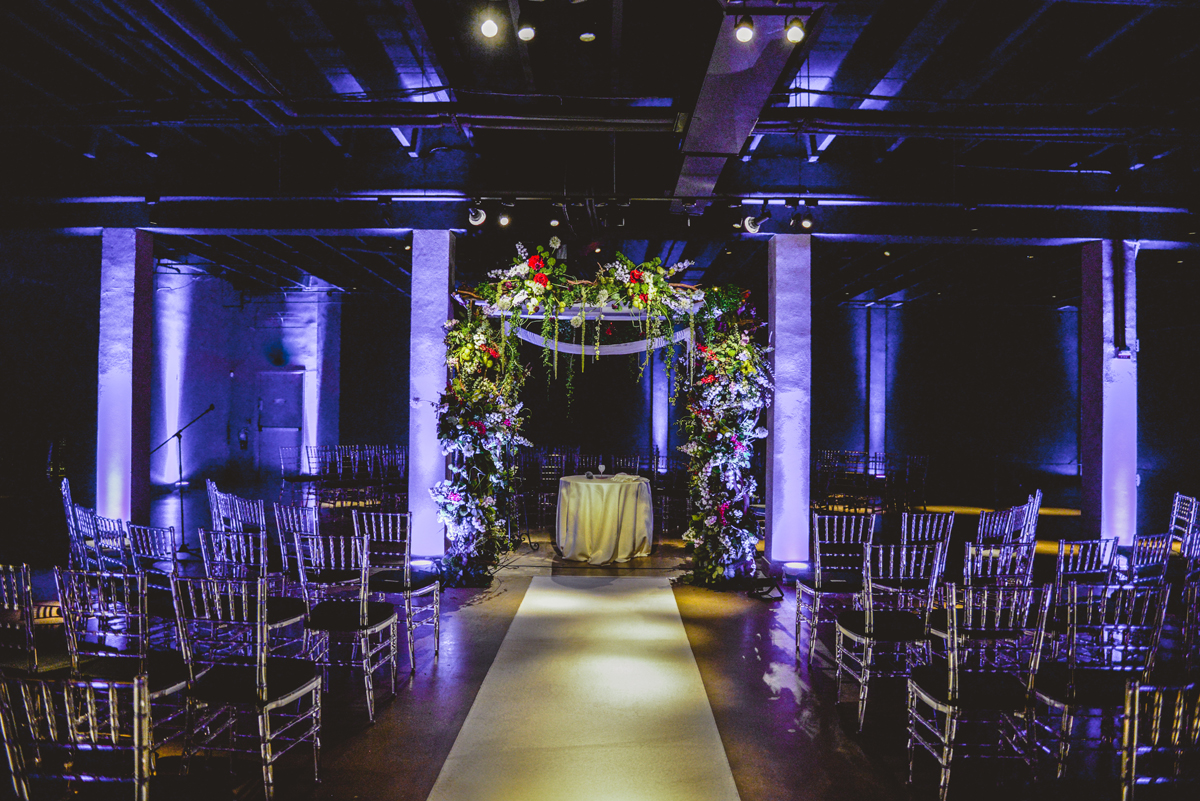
[433,587,441,659]
[1055,706,1073,778]
[807,595,822,663]
[835,628,845,697]
[390,618,398,695]
[405,592,416,674]
[362,630,376,723]
[938,710,958,801]
[795,591,804,663]
[312,689,322,784]
[857,641,874,732]
[258,710,275,800]
[907,686,918,785]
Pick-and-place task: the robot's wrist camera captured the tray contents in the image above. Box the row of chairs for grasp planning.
[282,444,408,481]
[812,450,930,514]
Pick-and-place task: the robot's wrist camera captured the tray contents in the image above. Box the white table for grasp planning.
[556,475,653,565]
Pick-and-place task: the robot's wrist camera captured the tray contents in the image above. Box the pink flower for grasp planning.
[448,492,462,503]
[468,421,486,435]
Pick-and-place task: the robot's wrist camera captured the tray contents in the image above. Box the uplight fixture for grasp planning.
[743,201,770,234]
[468,206,487,226]
[517,13,536,41]
[735,15,754,43]
[785,16,806,44]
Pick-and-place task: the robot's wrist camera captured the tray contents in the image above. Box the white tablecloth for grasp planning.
[556,475,653,565]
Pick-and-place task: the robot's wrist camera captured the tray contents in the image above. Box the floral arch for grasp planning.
[431,239,774,587]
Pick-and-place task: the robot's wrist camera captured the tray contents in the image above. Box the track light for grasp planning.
[498,212,512,227]
[785,16,806,44]
[742,202,770,234]
[468,206,487,226]
[517,13,536,41]
[481,4,499,38]
[795,210,814,229]
[579,30,596,42]
[735,15,754,43]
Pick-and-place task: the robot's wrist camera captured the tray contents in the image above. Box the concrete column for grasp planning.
[866,306,888,455]
[1080,240,1138,544]
[766,234,812,563]
[96,229,154,523]
[409,230,455,557]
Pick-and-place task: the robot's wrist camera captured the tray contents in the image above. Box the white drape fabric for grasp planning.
[556,475,653,564]
[504,322,692,356]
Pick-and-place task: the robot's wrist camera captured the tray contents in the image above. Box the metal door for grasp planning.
[256,369,305,474]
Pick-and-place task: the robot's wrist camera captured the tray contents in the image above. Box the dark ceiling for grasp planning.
[2,0,1197,305]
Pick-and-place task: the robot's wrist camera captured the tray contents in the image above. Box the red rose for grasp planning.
[528,255,544,270]
[630,269,643,282]
[700,375,716,384]
[638,293,648,303]
[533,272,549,287]
[468,421,486,435]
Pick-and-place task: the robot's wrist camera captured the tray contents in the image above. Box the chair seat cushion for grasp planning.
[369,567,440,594]
[191,657,319,706]
[910,664,1031,710]
[76,649,191,696]
[796,573,862,594]
[836,610,927,641]
[305,568,361,586]
[267,596,307,626]
[307,600,397,632]
[1034,663,1139,707]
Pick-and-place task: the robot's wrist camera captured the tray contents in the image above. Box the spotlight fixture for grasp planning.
[742,201,771,234]
[798,211,814,229]
[468,206,487,226]
[785,16,806,44]
[481,4,499,38]
[498,212,512,227]
[735,15,754,43]
[579,30,596,42]
[549,217,560,227]
[517,13,536,41]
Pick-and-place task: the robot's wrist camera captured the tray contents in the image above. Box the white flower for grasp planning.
[497,296,513,311]
[737,350,749,361]
[515,264,530,276]
[549,236,561,249]
[569,314,583,328]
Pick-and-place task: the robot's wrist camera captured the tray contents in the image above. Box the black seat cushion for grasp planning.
[368,567,440,594]
[836,610,927,641]
[267,596,307,626]
[910,664,1031,711]
[796,572,862,594]
[1034,662,1140,707]
[191,657,319,706]
[307,600,397,632]
[76,649,191,696]
[305,568,360,586]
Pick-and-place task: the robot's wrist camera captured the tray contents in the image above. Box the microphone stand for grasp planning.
[151,403,215,555]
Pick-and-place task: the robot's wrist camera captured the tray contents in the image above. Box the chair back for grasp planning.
[1006,489,1042,545]
[198,527,269,576]
[976,508,1014,546]
[1129,533,1173,584]
[380,444,407,481]
[861,543,943,627]
[1055,538,1117,589]
[1121,681,1200,798]
[963,542,1035,587]
[1168,492,1199,544]
[293,528,371,614]
[1060,582,1170,674]
[274,503,319,574]
[70,504,103,572]
[94,514,131,572]
[0,673,152,800]
[126,524,178,573]
[1184,576,1200,674]
[811,513,876,587]
[55,569,152,669]
[353,510,412,577]
[943,583,1051,699]
[901,512,954,574]
[540,452,567,487]
[171,575,269,685]
[307,445,338,478]
[0,564,36,673]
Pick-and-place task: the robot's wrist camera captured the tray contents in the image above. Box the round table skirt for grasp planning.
[556,475,653,565]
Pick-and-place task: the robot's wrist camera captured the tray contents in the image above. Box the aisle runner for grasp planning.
[426,577,741,801]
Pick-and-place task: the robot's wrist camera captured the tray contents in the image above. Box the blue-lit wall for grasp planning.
[339,294,411,446]
[812,307,868,452]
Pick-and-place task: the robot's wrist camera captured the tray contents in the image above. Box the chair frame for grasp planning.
[796,512,878,664]
[963,542,1036,588]
[1120,681,1200,800]
[1054,538,1118,590]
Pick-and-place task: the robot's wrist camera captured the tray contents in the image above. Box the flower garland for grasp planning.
[678,291,774,585]
[432,308,530,586]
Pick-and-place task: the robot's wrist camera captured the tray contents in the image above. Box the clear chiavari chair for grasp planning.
[1033,582,1171,777]
[836,542,943,731]
[127,523,179,581]
[354,510,440,674]
[274,502,319,581]
[70,504,104,572]
[94,514,133,572]
[1184,575,1200,675]
[907,584,1051,801]
[538,452,568,529]
[1166,491,1199,547]
[171,575,321,799]
[796,512,878,664]
[0,673,154,800]
[54,569,189,745]
[293,525,398,721]
[1005,489,1042,546]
